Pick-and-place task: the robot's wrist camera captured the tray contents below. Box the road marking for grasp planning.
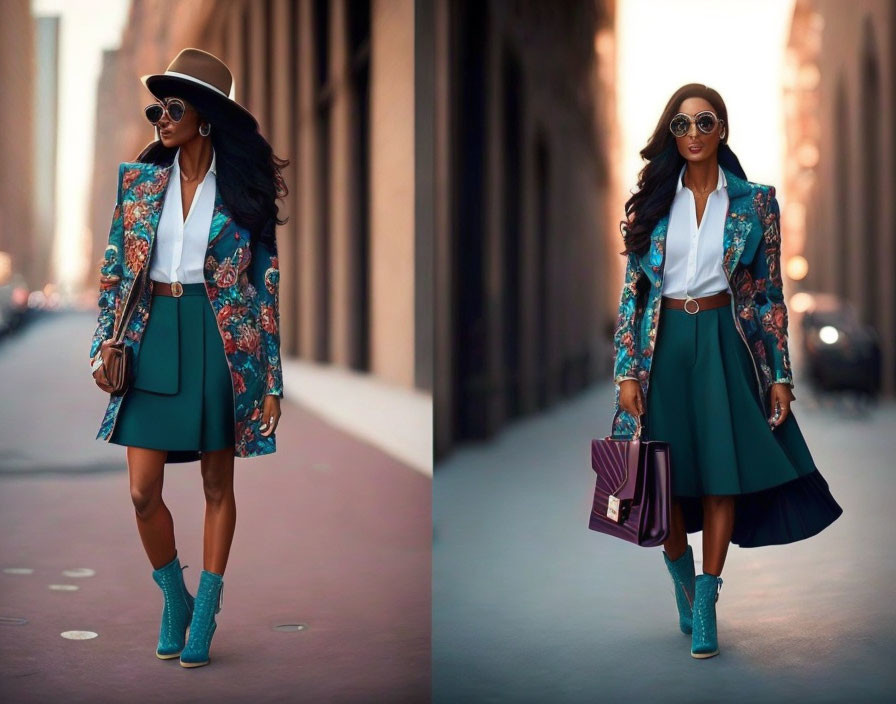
[273,623,309,632]
[0,617,28,626]
[61,631,98,640]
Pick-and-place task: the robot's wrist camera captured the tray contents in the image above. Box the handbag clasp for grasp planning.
[607,494,621,521]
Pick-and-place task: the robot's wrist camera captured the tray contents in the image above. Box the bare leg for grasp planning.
[662,497,689,560]
[200,446,236,575]
[127,447,176,569]
[701,495,735,575]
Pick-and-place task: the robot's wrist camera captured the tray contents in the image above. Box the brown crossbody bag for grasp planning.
[92,265,149,396]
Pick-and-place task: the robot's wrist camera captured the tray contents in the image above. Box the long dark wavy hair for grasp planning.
[619,83,747,257]
[136,92,289,251]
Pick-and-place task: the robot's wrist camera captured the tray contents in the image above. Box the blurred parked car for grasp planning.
[800,292,881,398]
[0,272,31,337]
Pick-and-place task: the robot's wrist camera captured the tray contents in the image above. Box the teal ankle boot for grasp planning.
[179,569,224,668]
[691,573,724,659]
[662,545,695,635]
[151,553,195,659]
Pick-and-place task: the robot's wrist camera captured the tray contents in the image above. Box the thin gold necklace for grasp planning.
[180,167,199,183]
[178,155,207,183]
[685,174,717,197]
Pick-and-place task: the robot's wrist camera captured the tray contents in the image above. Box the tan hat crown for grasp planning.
[159,48,233,99]
[141,47,258,129]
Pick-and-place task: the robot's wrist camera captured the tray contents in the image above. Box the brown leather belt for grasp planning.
[152,280,186,297]
[661,290,731,314]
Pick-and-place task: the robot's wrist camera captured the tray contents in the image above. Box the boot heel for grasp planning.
[662,545,695,635]
[180,570,224,668]
[691,573,723,659]
[151,553,195,659]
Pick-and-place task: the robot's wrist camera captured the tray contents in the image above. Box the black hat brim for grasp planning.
[141,74,258,131]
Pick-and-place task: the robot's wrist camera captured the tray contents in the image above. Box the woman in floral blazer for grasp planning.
[89,160,285,459]
[608,84,841,660]
[88,49,289,669]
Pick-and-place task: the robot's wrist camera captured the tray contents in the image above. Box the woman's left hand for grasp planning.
[259,394,281,436]
[768,383,796,428]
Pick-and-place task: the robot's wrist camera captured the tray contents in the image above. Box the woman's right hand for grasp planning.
[618,379,645,417]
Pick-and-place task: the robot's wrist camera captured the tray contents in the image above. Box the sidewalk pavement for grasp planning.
[0,311,430,702]
[433,379,896,703]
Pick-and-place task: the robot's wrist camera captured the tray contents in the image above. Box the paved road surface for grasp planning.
[0,312,430,703]
[434,380,895,703]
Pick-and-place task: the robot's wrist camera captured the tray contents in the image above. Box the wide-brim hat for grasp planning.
[140,48,258,131]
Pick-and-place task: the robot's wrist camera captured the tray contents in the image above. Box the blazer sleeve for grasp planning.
[250,218,284,398]
[88,163,127,361]
[752,186,794,388]
[612,250,644,384]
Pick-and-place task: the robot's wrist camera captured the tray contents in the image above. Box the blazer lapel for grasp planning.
[720,167,755,277]
[208,188,233,246]
[639,214,669,285]
[131,163,172,273]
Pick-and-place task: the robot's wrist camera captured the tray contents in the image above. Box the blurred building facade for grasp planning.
[784,0,896,396]
[427,0,618,457]
[0,1,36,289]
[32,16,60,293]
[88,0,428,391]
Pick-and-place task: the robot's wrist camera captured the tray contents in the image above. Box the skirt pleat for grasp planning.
[645,301,843,548]
[109,282,235,458]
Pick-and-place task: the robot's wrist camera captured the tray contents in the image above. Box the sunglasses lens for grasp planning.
[670,116,689,137]
[167,100,185,122]
[696,113,717,133]
[145,105,164,124]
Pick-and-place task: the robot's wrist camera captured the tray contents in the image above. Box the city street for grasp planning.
[434,375,895,703]
[0,312,430,703]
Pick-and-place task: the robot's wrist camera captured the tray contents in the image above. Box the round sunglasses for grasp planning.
[669,110,723,138]
[144,97,188,125]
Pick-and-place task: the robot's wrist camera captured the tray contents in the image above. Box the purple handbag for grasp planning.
[588,410,671,546]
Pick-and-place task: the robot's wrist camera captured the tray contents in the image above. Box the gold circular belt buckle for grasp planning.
[170,281,184,298]
[684,296,700,315]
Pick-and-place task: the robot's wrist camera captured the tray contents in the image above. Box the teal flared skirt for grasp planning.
[109,282,235,461]
[645,301,843,548]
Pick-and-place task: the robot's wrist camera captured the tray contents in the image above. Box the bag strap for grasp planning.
[110,264,149,344]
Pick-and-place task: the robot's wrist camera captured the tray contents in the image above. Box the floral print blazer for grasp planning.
[89,160,283,459]
[611,166,792,438]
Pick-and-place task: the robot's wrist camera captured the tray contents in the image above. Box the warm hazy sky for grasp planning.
[33,0,130,293]
[617,0,796,201]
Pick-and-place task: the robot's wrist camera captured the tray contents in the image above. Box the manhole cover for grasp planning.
[49,584,79,591]
[0,616,28,626]
[61,568,95,578]
[273,623,309,632]
[61,631,98,640]
[3,568,34,575]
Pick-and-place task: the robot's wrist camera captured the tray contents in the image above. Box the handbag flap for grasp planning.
[591,436,641,502]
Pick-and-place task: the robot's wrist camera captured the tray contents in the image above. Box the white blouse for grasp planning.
[149,146,217,284]
[661,163,731,299]
[615,163,731,385]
